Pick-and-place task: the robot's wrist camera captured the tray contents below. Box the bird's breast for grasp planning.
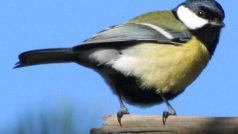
[110,36,210,94]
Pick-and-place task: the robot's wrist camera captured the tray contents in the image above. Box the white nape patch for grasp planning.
[89,49,119,65]
[177,5,209,30]
[137,23,174,39]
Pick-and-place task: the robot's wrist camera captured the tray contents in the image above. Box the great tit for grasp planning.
[15,0,225,125]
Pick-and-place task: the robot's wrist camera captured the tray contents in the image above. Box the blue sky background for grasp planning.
[1,0,238,133]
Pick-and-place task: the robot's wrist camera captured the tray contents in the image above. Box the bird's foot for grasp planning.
[162,109,176,125]
[117,107,129,126]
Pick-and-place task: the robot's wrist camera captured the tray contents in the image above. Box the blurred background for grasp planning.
[0,0,237,133]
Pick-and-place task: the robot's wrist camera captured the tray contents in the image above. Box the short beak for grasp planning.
[209,20,225,28]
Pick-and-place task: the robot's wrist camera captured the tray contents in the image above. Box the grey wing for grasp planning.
[83,23,192,45]
[72,23,191,67]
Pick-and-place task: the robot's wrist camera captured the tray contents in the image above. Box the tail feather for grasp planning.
[14,48,76,68]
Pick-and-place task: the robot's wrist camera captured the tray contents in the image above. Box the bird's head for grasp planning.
[175,0,225,30]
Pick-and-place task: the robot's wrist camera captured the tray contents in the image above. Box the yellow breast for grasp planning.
[129,36,210,94]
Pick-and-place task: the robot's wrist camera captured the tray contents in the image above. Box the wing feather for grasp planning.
[83,23,191,45]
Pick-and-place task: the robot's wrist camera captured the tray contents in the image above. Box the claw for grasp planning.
[117,107,129,126]
[116,91,130,126]
[162,110,176,125]
[162,111,168,125]
[159,91,176,125]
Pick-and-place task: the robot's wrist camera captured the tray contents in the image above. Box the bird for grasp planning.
[15,0,225,125]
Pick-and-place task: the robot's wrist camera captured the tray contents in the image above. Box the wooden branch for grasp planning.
[91,115,238,134]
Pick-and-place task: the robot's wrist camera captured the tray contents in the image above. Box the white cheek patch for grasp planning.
[177,5,209,30]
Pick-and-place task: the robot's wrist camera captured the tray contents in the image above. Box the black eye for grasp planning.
[197,10,206,18]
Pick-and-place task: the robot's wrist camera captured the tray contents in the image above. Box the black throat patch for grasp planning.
[190,26,222,56]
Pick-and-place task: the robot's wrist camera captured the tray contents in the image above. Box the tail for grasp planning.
[14,48,76,68]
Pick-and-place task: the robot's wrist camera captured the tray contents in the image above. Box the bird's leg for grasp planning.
[159,91,176,125]
[117,92,129,126]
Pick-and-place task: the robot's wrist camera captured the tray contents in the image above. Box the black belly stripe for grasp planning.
[96,65,184,106]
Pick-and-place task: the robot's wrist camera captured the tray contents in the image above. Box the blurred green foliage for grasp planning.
[1,102,103,134]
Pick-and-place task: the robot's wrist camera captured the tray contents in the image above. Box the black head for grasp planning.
[175,0,225,56]
[176,0,225,30]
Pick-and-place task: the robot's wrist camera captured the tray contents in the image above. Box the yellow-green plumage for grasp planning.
[123,36,210,94]
[129,11,189,32]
